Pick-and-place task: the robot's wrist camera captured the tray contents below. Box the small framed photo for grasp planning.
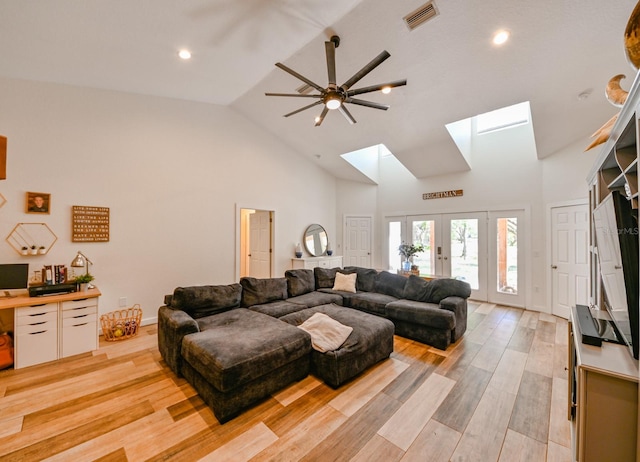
[26,191,51,214]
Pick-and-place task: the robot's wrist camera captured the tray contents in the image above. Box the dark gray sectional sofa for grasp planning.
[157,266,471,422]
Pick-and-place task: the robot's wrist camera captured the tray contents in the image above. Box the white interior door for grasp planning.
[249,210,271,278]
[344,216,372,267]
[551,204,589,319]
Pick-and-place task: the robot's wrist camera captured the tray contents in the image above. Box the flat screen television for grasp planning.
[0,263,29,297]
[592,191,639,359]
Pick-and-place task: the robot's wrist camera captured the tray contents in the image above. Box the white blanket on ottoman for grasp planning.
[297,312,353,353]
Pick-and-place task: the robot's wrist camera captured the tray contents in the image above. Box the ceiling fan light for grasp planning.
[325,97,342,110]
[381,86,391,94]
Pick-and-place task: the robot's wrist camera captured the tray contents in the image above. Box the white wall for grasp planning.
[337,122,596,312]
[0,77,337,323]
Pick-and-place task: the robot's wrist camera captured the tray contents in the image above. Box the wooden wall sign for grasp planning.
[0,135,6,180]
[422,189,463,200]
[72,205,110,242]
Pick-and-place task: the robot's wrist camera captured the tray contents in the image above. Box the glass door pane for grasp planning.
[410,218,438,276]
[497,217,518,294]
[449,218,479,289]
[386,217,405,272]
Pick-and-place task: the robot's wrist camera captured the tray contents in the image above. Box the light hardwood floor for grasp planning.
[0,301,572,461]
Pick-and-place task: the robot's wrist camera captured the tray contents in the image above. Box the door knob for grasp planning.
[551,265,557,269]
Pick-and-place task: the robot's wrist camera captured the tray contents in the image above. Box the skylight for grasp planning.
[341,144,413,183]
[475,101,530,134]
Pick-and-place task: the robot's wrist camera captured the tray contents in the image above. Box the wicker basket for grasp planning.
[100,305,142,341]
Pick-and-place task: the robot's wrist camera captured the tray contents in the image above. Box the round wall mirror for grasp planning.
[303,224,328,257]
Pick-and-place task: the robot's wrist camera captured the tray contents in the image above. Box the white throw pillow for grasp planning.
[332,272,357,293]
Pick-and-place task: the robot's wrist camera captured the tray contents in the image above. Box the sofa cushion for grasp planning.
[181,308,311,393]
[402,275,430,302]
[385,299,456,330]
[422,278,472,303]
[170,284,242,319]
[333,272,357,293]
[343,266,378,292]
[288,291,344,308]
[240,277,288,307]
[348,292,397,316]
[374,271,408,299]
[285,269,316,297]
[314,267,339,289]
[246,300,307,318]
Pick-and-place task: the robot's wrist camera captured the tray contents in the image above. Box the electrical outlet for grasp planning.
[119,297,127,307]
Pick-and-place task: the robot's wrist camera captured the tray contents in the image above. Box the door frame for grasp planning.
[236,204,275,281]
[546,199,589,317]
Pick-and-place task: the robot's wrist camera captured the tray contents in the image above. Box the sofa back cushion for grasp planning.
[423,278,472,303]
[343,266,378,292]
[240,277,288,307]
[374,271,408,298]
[402,275,430,302]
[170,284,242,319]
[314,267,339,289]
[285,269,316,297]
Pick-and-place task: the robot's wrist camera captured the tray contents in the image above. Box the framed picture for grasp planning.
[26,191,51,214]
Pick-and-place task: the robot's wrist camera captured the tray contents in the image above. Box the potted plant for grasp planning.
[398,243,424,271]
[74,273,95,291]
[29,245,37,255]
[38,246,46,255]
[21,246,28,256]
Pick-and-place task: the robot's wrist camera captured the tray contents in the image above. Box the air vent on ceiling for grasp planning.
[404,1,438,30]
[296,83,313,95]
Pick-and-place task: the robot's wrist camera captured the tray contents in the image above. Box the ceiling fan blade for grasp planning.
[346,79,407,97]
[339,105,357,125]
[325,40,337,86]
[340,50,391,91]
[346,98,390,110]
[314,106,329,126]
[265,92,322,98]
[284,100,323,118]
[275,62,326,93]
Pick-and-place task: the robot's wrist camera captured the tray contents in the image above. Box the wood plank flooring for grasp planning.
[0,302,572,461]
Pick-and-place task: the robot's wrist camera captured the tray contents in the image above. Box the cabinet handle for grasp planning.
[71,298,89,302]
[29,304,46,307]
[28,330,47,335]
[72,314,89,319]
[72,323,88,327]
[28,312,47,317]
[28,321,47,326]
[71,306,89,311]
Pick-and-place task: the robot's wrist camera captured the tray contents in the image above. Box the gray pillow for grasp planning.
[314,267,339,289]
[240,277,288,307]
[402,275,430,301]
[285,269,315,297]
[171,284,242,318]
[343,266,378,292]
[422,278,472,303]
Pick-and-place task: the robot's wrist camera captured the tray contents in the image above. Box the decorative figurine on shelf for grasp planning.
[295,243,303,258]
[398,242,424,272]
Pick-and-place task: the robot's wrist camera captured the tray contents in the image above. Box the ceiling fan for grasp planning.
[265,35,407,126]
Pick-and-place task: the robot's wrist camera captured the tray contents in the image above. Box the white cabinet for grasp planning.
[61,298,98,358]
[15,302,58,368]
[0,288,101,369]
[291,256,343,270]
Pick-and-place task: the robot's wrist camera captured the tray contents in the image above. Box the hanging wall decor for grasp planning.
[71,205,110,242]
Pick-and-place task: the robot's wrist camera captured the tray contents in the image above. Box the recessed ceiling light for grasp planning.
[492,30,510,46]
[178,49,192,60]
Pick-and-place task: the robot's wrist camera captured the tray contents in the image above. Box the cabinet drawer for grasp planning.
[17,303,57,318]
[61,320,97,357]
[16,310,57,327]
[62,305,97,319]
[61,298,98,311]
[18,318,57,334]
[62,312,96,327]
[16,328,58,368]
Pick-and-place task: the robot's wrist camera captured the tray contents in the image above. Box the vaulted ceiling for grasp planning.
[0,0,637,182]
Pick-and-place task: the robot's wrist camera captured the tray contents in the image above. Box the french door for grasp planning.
[386,210,524,306]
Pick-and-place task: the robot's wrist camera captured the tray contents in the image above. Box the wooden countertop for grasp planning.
[0,287,101,310]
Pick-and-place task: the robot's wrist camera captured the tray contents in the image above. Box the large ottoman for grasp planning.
[179,308,311,423]
[279,303,394,388]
